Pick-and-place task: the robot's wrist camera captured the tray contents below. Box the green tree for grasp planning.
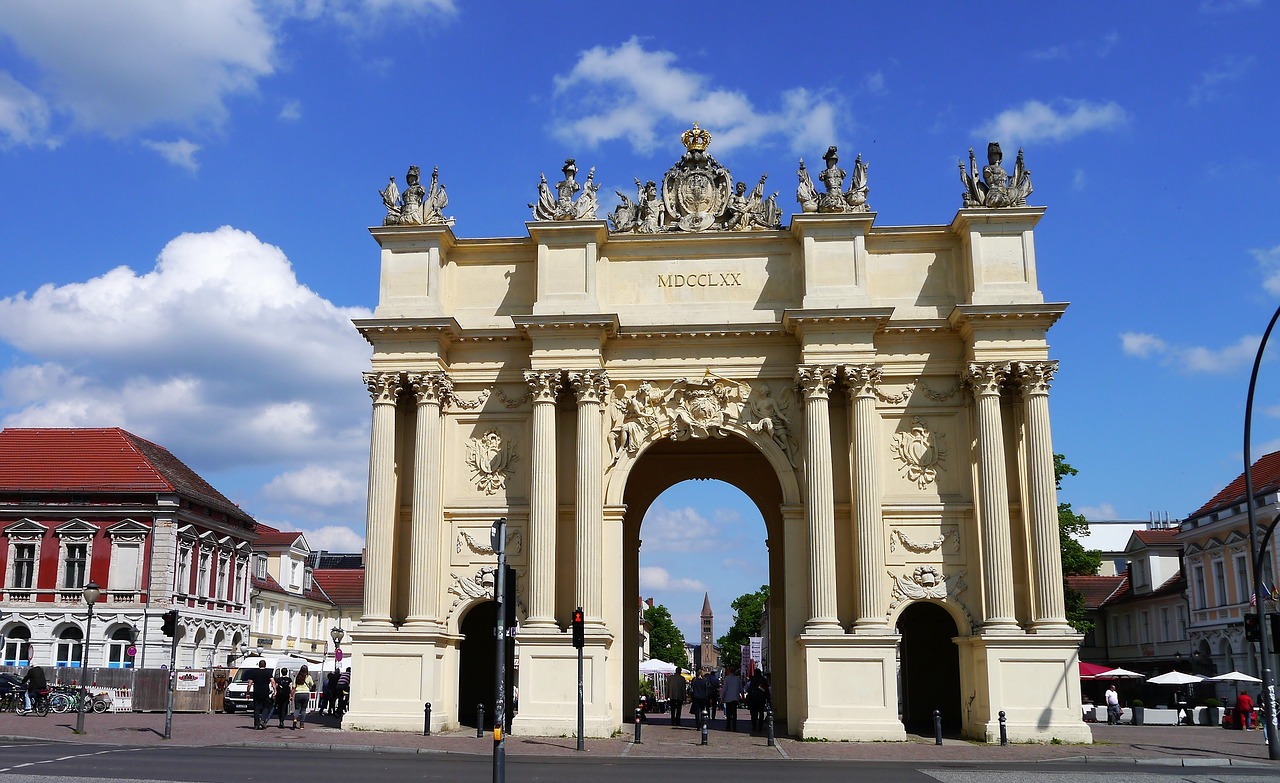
[1056,453,1102,634]
[643,603,689,669]
[716,585,770,670]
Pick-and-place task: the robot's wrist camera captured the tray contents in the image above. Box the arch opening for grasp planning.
[897,601,961,734]
[457,600,513,730]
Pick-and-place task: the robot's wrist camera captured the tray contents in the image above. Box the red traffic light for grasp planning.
[571,607,585,649]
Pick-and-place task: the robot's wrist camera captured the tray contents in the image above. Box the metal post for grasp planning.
[700,710,708,745]
[999,710,1007,746]
[477,703,484,738]
[576,638,584,751]
[633,707,642,744]
[1242,301,1280,761]
[163,618,178,740]
[934,709,943,745]
[75,601,94,734]
[424,702,431,736]
[766,706,775,747]
[492,517,507,783]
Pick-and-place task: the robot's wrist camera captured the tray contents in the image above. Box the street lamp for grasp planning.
[331,626,345,656]
[75,581,101,734]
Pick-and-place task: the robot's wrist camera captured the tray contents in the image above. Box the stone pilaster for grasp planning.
[362,371,402,626]
[569,370,609,627]
[405,371,452,626]
[524,370,562,628]
[965,362,1019,633]
[797,364,841,634]
[1017,361,1073,633]
[841,364,889,634]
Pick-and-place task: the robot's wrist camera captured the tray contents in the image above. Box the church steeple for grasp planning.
[699,592,718,671]
[702,592,713,617]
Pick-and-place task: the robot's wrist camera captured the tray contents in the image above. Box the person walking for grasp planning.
[689,670,709,726]
[247,660,273,730]
[293,665,314,729]
[270,667,293,728]
[324,670,339,715]
[1105,684,1121,725]
[720,666,742,732]
[745,670,769,733]
[336,667,351,717]
[707,670,721,720]
[666,667,687,727]
[1236,691,1255,731]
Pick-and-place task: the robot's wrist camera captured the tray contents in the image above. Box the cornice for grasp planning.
[948,303,1068,332]
[525,220,609,246]
[510,314,619,337]
[368,223,457,249]
[614,323,785,340]
[949,206,1047,234]
[789,211,878,240]
[353,316,463,345]
[782,307,894,334]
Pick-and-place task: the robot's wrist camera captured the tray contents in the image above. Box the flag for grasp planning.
[1252,592,1258,607]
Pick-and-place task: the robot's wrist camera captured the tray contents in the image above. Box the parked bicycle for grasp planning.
[47,685,111,714]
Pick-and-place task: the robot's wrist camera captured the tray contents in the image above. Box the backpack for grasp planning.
[275,674,291,694]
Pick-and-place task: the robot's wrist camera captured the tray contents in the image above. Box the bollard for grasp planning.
[477,703,485,738]
[766,706,775,747]
[998,710,1007,746]
[634,707,643,744]
[700,710,708,746]
[934,709,943,745]
[424,702,432,737]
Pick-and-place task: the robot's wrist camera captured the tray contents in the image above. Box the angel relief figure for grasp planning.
[725,175,783,231]
[607,382,659,465]
[744,383,797,464]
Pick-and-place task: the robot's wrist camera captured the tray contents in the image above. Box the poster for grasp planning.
[175,670,206,691]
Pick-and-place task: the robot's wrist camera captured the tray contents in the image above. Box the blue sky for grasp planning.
[1,1,1278,640]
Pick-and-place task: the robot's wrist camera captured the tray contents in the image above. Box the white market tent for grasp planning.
[639,658,677,674]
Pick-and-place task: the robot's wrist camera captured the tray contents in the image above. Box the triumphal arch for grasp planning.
[347,128,1090,743]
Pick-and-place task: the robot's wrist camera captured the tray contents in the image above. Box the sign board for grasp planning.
[335,648,344,663]
[748,636,762,668]
[126,645,137,657]
[175,670,206,691]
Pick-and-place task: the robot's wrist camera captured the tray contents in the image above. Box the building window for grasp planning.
[1194,566,1207,609]
[176,546,191,595]
[11,543,36,588]
[108,541,142,592]
[1213,560,1227,606]
[254,554,267,580]
[56,627,84,667]
[254,601,265,632]
[1177,606,1187,638]
[1140,611,1150,644]
[1110,615,1118,644]
[2,625,31,666]
[234,561,245,604]
[269,605,278,634]
[106,627,135,668]
[1133,559,1147,589]
[1124,615,1133,645]
[1237,554,1250,604]
[198,552,210,598]
[64,543,88,589]
[1161,608,1170,642]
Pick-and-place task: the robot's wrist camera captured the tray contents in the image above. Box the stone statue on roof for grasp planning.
[959,142,1032,208]
[531,159,600,221]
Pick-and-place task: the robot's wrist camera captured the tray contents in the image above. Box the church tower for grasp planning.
[700,592,718,672]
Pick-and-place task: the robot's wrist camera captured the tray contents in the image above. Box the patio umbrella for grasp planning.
[1209,671,1263,683]
[1079,661,1113,680]
[1098,667,1145,679]
[1148,671,1204,686]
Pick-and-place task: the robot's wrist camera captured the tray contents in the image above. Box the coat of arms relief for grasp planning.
[464,429,517,494]
[891,417,946,489]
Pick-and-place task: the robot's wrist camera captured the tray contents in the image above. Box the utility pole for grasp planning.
[491,517,507,783]
[162,610,179,740]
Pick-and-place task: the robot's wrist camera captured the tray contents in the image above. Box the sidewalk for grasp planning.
[0,710,1271,765]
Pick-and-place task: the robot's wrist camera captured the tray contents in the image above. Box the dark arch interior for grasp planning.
[897,602,961,733]
[457,600,514,729]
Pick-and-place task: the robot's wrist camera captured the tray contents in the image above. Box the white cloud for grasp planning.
[0,2,276,140]
[1120,330,1258,374]
[0,227,373,492]
[262,463,366,521]
[1251,245,1280,295]
[1071,169,1087,191]
[142,138,201,172]
[1189,56,1255,106]
[862,71,886,94]
[976,99,1127,146]
[1076,503,1117,520]
[552,38,841,155]
[641,503,720,552]
[298,525,365,552]
[278,100,302,121]
[639,566,706,593]
[0,71,53,148]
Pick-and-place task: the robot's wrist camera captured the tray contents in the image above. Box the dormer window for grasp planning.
[304,567,313,590]
[254,554,267,580]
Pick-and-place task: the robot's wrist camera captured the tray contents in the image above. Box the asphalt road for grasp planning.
[0,742,1276,783]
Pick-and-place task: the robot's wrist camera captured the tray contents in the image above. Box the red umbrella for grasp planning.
[1079,661,1113,680]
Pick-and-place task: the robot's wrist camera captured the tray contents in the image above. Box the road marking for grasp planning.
[0,746,146,774]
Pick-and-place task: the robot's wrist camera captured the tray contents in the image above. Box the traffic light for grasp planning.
[571,607,585,649]
[161,610,178,638]
[1245,612,1260,642]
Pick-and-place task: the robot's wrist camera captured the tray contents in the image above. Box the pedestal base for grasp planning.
[796,634,907,741]
[344,624,457,733]
[509,629,615,738]
[956,632,1092,743]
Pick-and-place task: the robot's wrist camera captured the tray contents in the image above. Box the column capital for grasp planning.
[524,370,563,403]
[796,365,835,400]
[964,362,1011,396]
[406,371,453,406]
[363,372,403,405]
[839,364,883,398]
[568,370,609,404]
[1015,361,1058,395]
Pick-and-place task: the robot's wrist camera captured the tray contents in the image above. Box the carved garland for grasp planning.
[456,529,525,557]
[889,528,960,554]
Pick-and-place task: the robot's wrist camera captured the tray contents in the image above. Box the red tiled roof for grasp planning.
[1151,571,1187,598]
[1191,450,1280,519]
[252,572,335,605]
[0,427,253,524]
[255,522,280,534]
[255,530,304,548]
[1066,574,1127,609]
[1133,529,1182,547]
[313,569,364,606]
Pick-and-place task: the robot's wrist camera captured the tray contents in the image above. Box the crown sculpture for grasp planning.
[959,142,1033,208]
[376,129,1035,228]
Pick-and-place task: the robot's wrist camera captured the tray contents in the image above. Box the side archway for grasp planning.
[897,601,962,733]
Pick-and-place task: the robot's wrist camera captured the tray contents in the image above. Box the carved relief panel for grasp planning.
[883,413,962,498]
[446,413,529,503]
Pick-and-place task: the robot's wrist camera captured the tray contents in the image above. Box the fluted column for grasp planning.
[405,371,451,626]
[524,370,562,628]
[569,370,608,627]
[1018,361,1072,632]
[842,364,889,634]
[362,371,402,625]
[797,365,841,634]
[965,362,1019,632]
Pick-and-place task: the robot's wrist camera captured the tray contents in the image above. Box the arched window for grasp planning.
[2,624,31,666]
[56,627,84,668]
[106,627,136,669]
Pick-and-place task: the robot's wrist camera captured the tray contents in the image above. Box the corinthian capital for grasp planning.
[407,371,453,406]
[795,365,835,399]
[963,362,1010,397]
[524,370,563,404]
[568,370,609,404]
[1015,361,1059,395]
[363,372,403,405]
[839,364,883,398]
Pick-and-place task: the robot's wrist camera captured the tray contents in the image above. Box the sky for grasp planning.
[1,1,1278,642]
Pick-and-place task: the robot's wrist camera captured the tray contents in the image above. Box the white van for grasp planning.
[222,655,314,713]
